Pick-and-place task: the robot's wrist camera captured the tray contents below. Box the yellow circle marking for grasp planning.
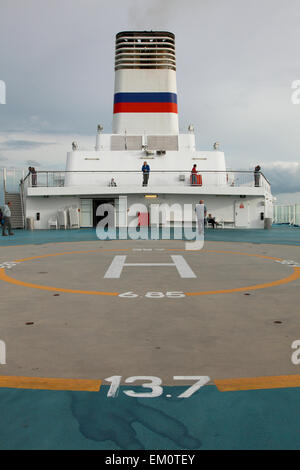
[3,249,124,296]
[0,248,299,296]
[184,250,300,295]
[186,267,300,296]
[0,269,118,296]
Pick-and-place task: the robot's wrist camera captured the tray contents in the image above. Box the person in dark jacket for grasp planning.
[207,213,219,229]
[254,165,261,187]
[31,167,37,186]
[142,161,150,187]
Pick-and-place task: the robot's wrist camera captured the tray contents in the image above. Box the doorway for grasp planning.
[93,199,115,227]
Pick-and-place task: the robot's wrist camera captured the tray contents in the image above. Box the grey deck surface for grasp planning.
[0,238,299,383]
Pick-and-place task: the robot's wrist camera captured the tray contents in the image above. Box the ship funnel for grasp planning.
[112,31,179,136]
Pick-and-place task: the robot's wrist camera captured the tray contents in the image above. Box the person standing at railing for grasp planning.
[191,164,198,185]
[2,202,14,236]
[31,167,37,186]
[254,165,261,187]
[27,166,37,186]
[26,166,33,185]
[142,161,150,187]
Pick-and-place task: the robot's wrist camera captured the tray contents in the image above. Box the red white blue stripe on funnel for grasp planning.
[113,92,178,113]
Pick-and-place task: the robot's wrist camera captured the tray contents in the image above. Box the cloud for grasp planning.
[128,0,180,29]
[0,131,94,170]
[275,191,300,204]
[25,159,41,167]
[0,0,300,200]
[0,140,56,150]
[263,162,300,194]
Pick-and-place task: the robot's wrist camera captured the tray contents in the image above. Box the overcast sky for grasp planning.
[0,0,300,200]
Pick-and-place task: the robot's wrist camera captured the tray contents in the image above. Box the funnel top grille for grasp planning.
[115,31,176,71]
[116,31,175,39]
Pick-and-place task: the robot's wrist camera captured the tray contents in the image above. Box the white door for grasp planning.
[235,201,249,227]
[80,199,93,227]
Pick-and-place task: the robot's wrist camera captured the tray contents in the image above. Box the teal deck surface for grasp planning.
[1,225,300,449]
[0,385,300,450]
[0,225,299,247]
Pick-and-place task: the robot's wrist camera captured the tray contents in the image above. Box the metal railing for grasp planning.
[273,204,300,226]
[22,170,271,192]
[1,168,26,193]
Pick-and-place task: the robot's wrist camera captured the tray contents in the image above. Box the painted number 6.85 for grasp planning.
[118,292,186,298]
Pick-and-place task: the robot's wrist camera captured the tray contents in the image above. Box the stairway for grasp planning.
[4,193,24,229]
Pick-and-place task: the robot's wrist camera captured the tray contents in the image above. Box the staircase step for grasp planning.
[4,192,24,228]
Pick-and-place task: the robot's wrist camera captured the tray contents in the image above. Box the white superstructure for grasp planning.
[22,31,273,230]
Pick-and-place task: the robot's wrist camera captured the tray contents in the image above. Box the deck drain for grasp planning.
[274,321,283,324]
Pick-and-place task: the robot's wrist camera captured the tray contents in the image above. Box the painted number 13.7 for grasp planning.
[104,376,210,398]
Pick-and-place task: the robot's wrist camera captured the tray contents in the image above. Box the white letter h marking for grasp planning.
[104,255,196,279]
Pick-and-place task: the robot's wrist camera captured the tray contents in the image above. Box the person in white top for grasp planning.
[2,202,14,236]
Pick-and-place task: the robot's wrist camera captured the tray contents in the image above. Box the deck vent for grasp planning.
[147,135,178,151]
[111,135,143,150]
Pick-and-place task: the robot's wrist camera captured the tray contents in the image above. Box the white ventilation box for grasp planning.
[147,135,178,151]
[111,135,143,150]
